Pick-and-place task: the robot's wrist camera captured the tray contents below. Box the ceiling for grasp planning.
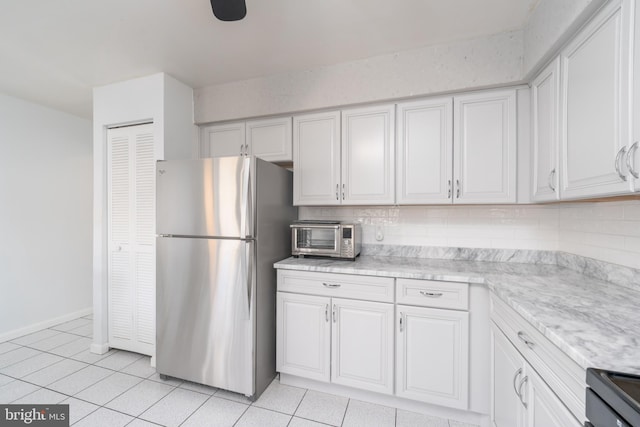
[0,0,539,118]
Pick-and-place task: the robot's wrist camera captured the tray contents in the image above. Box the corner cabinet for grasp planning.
[453,90,517,204]
[531,58,561,202]
[200,117,293,162]
[293,105,395,206]
[560,0,633,199]
[491,296,584,427]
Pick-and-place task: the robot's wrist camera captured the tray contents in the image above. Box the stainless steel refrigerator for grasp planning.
[155,156,296,399]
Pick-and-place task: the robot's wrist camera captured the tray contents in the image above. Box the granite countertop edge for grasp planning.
[274,256,640,375]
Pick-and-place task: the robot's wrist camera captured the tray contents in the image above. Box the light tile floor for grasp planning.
[0,315,480,427]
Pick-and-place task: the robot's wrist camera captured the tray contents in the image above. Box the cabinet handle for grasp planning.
[240,143,244,156]
[517,376,529,408]
[342,184,345,200]
[447,180,452,199]
[322,282,341,288]
[615,146,628,181]
[456,179,460,198]
[517,331,535,349]
[399,312,404,332]
[627,142,639,179]
[419,291,443,298]
[332,304,337,323]
[335,184,339,200]
[512,368,522,398]
[548,168,556,192]
[325,304,329,322]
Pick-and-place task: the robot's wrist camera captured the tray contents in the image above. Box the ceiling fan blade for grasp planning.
[210,0,247,21]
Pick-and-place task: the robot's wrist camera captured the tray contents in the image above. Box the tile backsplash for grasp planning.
[299,199,640,269]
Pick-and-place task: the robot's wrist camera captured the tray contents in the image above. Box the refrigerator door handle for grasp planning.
[245,240,253,315]
[240,158,252,238]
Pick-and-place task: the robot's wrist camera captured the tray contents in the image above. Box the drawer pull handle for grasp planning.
[322,282,341,288]
[419,291,443,298]
[517,331,535,348]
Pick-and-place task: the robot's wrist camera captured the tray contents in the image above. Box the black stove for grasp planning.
[586,368,640,427]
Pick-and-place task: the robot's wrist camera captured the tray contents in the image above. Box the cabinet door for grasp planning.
[396,305,469,409]
[276,292,331,382]
[397,98,453,204]
[199,122,246,158]
[246,117,292,162]
[630,0,640,191]
[531,58,561,202]
[331,298,394,394]
[491,325,526,427]
[454,90,517,204]
[560,0,632,199]
[342,105,395,205]
[525,368,582,427]
[293,111,341,205]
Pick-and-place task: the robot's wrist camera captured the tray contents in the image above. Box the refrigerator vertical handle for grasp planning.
[245,240,253,315]
[240,157,252,238]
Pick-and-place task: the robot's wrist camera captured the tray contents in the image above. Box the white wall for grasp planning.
[559,200,640,270]
[523,0,607,76]
[92,73,195,354]
[194,31,524,124]
[0,93,92,340]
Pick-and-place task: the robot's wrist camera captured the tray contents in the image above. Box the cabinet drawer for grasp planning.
[396,278,468,310]
[277,270,394,303]
[490,295,586,423]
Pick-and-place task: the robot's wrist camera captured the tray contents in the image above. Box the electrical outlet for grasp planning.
[375,225,384,241]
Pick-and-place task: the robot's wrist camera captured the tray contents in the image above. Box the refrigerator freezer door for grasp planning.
[156,157,252,238]
[157,236,254,396]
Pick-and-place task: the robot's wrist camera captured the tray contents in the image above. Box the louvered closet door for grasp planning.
[107,123,156,356]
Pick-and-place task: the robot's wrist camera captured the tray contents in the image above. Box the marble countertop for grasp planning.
[274,256,640,375]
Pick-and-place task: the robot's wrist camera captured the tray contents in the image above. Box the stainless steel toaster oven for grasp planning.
[290,220,361,260]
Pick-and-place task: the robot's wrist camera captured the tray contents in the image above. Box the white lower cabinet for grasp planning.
[331,298,394,394]
[276,292,330,382]
[396,305,469,409]
[276,292,394,394]
[491,325,581,427]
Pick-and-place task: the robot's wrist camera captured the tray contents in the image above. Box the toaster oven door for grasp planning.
[292,225,340,256]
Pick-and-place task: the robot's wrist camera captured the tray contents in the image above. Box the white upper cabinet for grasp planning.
[397,98,453,204]
[200,117,293,161]
[531,58,561,202]
[200,122,246,157]
[246,117,293,162]
[341,104,396,205]
[293,105,395,206]
[630,0,640,191]
[293,111,341,205]
[454,89,517,204]
[560,0,632,199]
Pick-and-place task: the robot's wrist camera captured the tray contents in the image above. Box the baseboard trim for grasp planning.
[0,307,92,343]
[280,373,490,427]
[90,342,110,355]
